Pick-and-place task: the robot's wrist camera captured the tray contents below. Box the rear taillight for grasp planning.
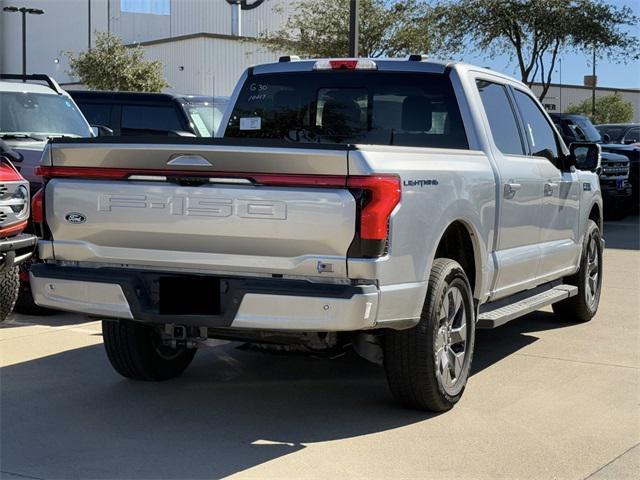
[347,175,401,258]
[31,188,44,224]
[347,176,401,240]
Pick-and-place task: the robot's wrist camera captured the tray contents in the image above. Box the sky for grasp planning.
[440,0,640,90]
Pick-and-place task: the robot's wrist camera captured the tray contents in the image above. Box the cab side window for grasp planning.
[513,90,559,162]
[476,80,525,156]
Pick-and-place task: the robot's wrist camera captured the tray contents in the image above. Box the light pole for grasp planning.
[558,57,562,113]
[88,0,91,49]
[349,0,359,57]
[591,45,597,117]
[2,5,45,77]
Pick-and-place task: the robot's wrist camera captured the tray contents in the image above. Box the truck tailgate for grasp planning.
[41,140,356,277]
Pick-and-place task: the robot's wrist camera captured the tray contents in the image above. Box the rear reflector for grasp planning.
[313,59,377,71]
[31,188,44,224]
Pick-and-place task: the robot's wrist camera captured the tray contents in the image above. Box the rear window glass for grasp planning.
[121,105,184,133]
[224,72,468,149]
[78,103,112,128]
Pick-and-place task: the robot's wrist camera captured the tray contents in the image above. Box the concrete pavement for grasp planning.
[1,216,638,479]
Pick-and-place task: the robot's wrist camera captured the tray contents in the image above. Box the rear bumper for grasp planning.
[29,264,380,331]
[0,233,37,273]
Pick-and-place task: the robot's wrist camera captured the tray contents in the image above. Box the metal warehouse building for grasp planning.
[0,0,290,95]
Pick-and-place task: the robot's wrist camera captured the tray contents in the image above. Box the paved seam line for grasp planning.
[514,352,638,370]
[583,442,640,479]
[0,470,45,480]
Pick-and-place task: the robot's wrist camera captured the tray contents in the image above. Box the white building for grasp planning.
[531,82,640,122]
[1,0,291,95]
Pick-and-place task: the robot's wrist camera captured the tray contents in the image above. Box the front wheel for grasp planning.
[102,320,197,381]
[0,267,19,322]
[552,220,603,322]
[384,258,476,411]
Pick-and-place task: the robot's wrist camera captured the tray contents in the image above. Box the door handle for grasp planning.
[167,154,212,166]
[544,182,558,196]
[504,182,521,199]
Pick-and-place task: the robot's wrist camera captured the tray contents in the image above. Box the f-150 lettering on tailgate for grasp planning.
[97,194,287,219]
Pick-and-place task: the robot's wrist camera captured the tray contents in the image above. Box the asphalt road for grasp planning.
[1,216,638,480]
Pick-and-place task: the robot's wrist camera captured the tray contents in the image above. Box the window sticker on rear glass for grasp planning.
[190,112,209,136]
[240,117,262,130]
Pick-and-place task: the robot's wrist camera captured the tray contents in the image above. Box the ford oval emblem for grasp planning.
[65,212,86,224]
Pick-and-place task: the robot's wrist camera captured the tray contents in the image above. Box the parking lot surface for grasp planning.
[1,216,638,480]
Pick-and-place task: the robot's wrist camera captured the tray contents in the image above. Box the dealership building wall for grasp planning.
[1,0,639,113]
[531,83,640,122]
[0,0,289,95]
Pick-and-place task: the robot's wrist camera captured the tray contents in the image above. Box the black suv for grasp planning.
[68,91,228,137]
[551,113,632,217]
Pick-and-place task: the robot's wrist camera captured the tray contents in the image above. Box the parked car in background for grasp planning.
[68,91,229,137]
[0,140,37,321]
[31,58,603,411]
[551,113,632,218]
[0,73,93,314]
[596,123,640,212]
[595,123,640,145]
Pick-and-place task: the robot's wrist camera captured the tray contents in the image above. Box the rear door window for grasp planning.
[476,80,524,155]
[513,90,560,161]
[225,72,468,149]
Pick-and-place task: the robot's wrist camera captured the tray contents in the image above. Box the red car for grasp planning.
[0,140,37,321]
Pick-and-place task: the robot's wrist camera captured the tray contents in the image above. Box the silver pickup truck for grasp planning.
[30,58,603,411]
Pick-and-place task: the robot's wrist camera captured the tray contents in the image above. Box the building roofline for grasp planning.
[127,32,257,48]
[530,81,640,94]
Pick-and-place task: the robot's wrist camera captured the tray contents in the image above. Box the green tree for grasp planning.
[67,32,169,92]
[566,93,634,124]
[260,0,432,58]
[432,0,639,101]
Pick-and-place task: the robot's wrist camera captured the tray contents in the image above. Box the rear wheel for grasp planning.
[102,320,197,381]
[552,220,602,322]
[384,259,475,411]
[0,267,19,322]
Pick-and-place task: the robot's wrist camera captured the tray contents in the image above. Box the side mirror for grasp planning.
[91,125,114,137]
[602,133,610,143]
[569,142,600,171]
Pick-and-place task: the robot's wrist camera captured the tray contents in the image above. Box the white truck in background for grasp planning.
[30,57,603,411]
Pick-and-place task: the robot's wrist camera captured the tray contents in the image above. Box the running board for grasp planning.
[477,284,578,329]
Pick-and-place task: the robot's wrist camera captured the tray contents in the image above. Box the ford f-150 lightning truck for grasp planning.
[29,57,603,411]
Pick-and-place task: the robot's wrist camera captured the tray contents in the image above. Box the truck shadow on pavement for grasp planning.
[1,311,570,479]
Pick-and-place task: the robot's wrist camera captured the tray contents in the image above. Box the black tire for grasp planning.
[13,263,57,316]
[552,220,603,322]
[102,319,197,381]
[384,258,476,411]
[0,267,20,322]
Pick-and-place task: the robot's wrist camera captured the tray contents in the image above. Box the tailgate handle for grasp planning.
[167,154,212,166]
